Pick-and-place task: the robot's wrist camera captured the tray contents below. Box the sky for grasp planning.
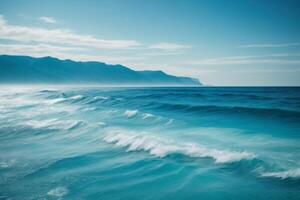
[0,0,300,86]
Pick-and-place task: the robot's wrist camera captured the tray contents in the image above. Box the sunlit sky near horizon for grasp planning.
[0,0,300,86]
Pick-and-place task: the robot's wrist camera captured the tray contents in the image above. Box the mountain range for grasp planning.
[0,55,201,85]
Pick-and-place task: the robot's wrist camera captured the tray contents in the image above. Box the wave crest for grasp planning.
[47,186,68,197]
[156,103,300,119]
[124,110,138,118]
[23,119,83,130]
[102,130,255,163]
[69,95,84,100]
[261,168,300,179]
[142,113,155,120]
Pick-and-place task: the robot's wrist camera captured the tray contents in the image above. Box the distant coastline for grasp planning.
[0,55,201,86]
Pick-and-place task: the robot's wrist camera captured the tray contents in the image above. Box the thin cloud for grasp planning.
[137,52,183,56]
[0,15,141,49]
[238,43,300,48]
[0,43,86,54]
[0,43,146,64]
[39,16,57,24]
[188,53,300,65]
[149,42,191,51]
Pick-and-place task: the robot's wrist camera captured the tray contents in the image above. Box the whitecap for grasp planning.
[20,104,79,117]
[0,96,40,108]
[98,121,107,126]
[0,159,16,169]
[0,162,9,169]
[82,107,96,111]
[23,119,83,130]
[142,113,155,120]
[261,168,300,179]
[69,95,83,100]
[94,96,109,100]
[45,98,65,105]
[124,110,138,118]
[102,130,255,163]
[47,186,68,197]
[42,95,82,105]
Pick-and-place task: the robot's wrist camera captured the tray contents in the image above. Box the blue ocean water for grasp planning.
[0,86,299,200]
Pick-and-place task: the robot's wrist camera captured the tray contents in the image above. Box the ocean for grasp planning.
[0,86,299,199]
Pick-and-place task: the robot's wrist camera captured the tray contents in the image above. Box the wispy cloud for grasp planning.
[137,52,183,56]
[0,43,146,64]
[0,15,141,49]
[188,53,300,65]
[238,43,300,48]
[0,43,85,54]
[0,15,193,69]
[39,16,57,24]
[149,42,191,51]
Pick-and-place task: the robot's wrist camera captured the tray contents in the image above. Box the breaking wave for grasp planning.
[124,110,139,118]
[102,129,255,163]
[47,186,68,197]
[1,86,300,199]
[22,119,84,130]
[142,113,155,120]
[261,168,300,179]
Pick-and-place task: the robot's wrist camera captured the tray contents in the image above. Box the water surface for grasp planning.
[0,86,299,199]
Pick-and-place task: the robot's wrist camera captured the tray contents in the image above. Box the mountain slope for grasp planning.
[0,55,201,85]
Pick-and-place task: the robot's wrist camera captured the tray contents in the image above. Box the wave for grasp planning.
[102,130,255,163]
[128,92,276,101]
[212,93,275,100]
[85,96,110,104]
[38,89,58,93]
[22,119,83,130]
[45,97,66,105]
[0,159,16,169]
[142,113,155,120]
[81,107,97,111]
[47,186,68,197]
[124,110,139,118]
[69,95,84,100]
[261,168,300,179]
[155,103,300,118]
[94,96,109,100]
[44,94,84,105]
[130,93,205,99]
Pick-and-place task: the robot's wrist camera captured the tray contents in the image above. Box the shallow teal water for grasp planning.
[0,86,299,199]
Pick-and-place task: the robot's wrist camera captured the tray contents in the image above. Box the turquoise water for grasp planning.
[0,86,299,199]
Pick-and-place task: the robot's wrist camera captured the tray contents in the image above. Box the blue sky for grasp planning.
[0,0,300,85]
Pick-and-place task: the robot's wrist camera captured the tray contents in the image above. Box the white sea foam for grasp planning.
[0,160,16,169]
[23,119,82,130]
[0,162,9,169]
[94,96,109,100]
[0,96,40,108]
[124,110,138,118]
[46,95,83,104]
[19,103,79,118]
[82,107,96,111]
[102,130,255,163]
[45,98,65,105]
[142,113,155,120]
[47,186,68,197]
[261,168,300,179]
[98,121,107,126]
[69,95,83,100]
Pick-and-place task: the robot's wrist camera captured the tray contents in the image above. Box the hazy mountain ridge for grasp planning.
[0,55,201,85]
